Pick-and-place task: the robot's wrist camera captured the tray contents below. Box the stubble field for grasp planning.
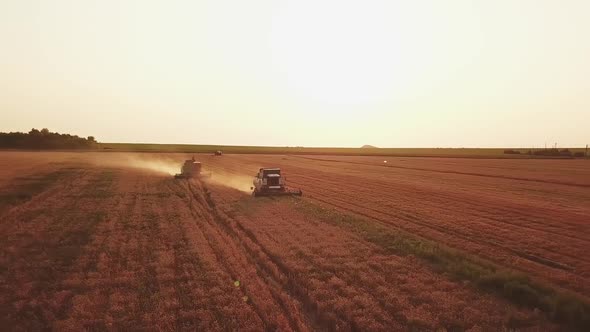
[1,151,589,331]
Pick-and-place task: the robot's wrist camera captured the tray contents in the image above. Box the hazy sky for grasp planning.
[1,0,589,147]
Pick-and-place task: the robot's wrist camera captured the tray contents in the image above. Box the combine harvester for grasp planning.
[174,157,211,179]
[251,168,303,197]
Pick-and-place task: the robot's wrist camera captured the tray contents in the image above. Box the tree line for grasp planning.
[0,128,97,150]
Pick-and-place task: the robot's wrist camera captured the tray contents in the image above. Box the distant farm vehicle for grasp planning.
[251,168,302,197]
[174,157,211,179]
[214,150,223,156]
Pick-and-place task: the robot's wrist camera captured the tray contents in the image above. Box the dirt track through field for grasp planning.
[3,151,586,330]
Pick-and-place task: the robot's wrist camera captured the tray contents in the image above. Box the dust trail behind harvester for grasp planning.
[204,171,253,193]
[90,153,254,192]
[90,153,180,176]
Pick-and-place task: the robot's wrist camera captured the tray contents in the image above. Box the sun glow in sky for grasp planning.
[1,0,589,147]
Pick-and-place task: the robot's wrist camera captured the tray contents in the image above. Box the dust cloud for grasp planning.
[204,172,253,193]
[88,153,255,193]
[89,153,180,176]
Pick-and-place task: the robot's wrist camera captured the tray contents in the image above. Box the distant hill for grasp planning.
[361,145,378,149]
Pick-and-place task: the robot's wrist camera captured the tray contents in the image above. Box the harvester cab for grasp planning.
[251,168,302,197]
[174,157,211,179]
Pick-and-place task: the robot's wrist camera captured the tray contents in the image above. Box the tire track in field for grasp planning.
[194,178,374,331]
[179,180,272,329]
[176,179,308,331]
[157,179,252,330]
[148,179,265,330]
[198,184,337,331]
